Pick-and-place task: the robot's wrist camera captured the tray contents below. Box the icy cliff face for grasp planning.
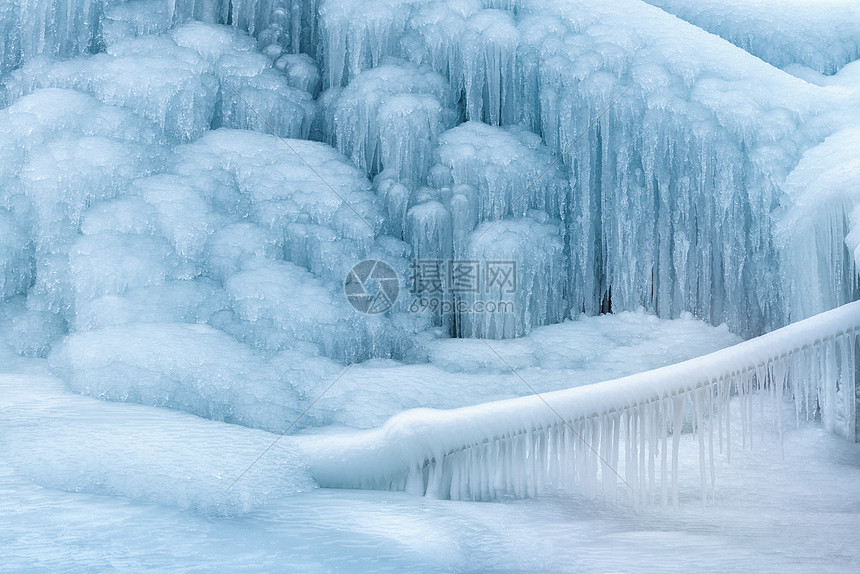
[315,0,860,335]
[0,0,859,435]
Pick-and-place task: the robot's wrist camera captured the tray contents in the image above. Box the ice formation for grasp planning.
[0,0,859,513]
[309,0,860,336]
[321,60,457,184]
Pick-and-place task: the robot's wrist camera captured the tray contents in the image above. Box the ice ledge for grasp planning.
[299,300,860,502]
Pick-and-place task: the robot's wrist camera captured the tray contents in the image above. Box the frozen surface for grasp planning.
[2,360,859,572]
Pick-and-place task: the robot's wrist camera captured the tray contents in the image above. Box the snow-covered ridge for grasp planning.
[300,300,860,503]
[642,0,860,75]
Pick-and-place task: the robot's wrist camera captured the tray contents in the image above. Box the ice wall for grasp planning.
[0,0,323,78]
[316,0,858,337]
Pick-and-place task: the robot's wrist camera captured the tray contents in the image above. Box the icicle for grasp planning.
[792,352,803,428]
[756,364,766,447]
[726,374,732,464]
[671,393,685,508]
[707,382,716,497]
[693,388,706,504]
[661,396,669,506]
[775,358,786,458]
[405,463,424,496]
[649,401,658,500]
[638,405,647,503]
[739,369,748,449]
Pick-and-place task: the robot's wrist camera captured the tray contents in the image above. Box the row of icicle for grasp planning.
[410,330,857,506]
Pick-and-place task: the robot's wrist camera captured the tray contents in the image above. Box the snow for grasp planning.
[642,0,860,75]
[2,363,860,572]
[1,371,315,516]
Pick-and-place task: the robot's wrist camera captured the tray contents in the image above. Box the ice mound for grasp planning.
[67,233,181,312]
[130,174,224,268]
[20,135,163,252]
[401,121,568,299]
[224,258,389,360]
[3,22,318,142]
[217,51,316,138]
[0,88,162,149]
[275,53,322,97]
[0,297,64,357]
[48,322,306,432]
[321,59,457,183]
[102,0,174,46]
[1,375,316,516]
[4,38,218,142]
[168,20,258,61]
[171,129,388,282]
[74,279,227,331]
[432,121,567,223]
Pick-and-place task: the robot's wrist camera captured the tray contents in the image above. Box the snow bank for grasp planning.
[1,374,316,516]
[48,322,307,432]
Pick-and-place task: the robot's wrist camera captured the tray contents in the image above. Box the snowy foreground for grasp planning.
[3,341,860,572]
